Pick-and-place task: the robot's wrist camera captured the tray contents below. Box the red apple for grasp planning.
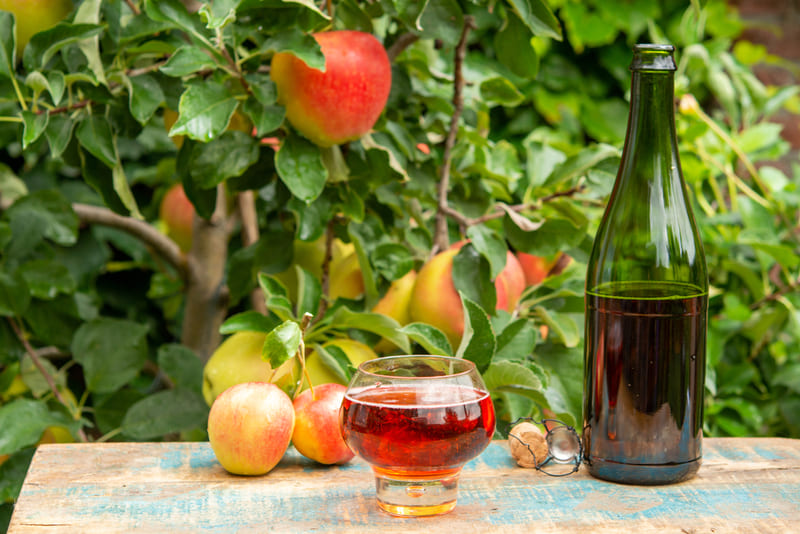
[408,245,526,349]
[516,251,552,286]
[291,383,354,465]
[159,183,194,252]
[270,30,391,147]
[207,382,295,476]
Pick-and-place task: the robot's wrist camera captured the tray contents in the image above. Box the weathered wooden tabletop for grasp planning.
[7,438,800,533]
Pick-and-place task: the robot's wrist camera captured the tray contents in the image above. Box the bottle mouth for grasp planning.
[630,44,676,72]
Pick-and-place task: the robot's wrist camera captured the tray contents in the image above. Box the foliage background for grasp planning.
[1,0,799,529]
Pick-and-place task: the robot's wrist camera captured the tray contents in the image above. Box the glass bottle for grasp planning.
[582,44,709,485]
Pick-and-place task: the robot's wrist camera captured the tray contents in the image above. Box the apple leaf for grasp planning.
[0,12,16,80]
[482,360,549,415]
[495,318,538,361]
[45,115,75,159]
[5,189,79,248]
[121,389,208,440]
[399,323,453,357]
[453,244,496,313]
[189,131,260,189]
[22,23,105,72]
[0,271,30,317]
[143,0,216,52]
[157,344,204,394]
[18,259,75,300]
[275,134,327,203]
[126,74,165,124]
[531,306,581,348]
[171,82,239,143]
[220,311,282,335]
[506,0,563,41]
[76,115,118,169]
[329,307,411,354]
[295,266,322,319]
[258,274,296,322]
[160,46,218,77]
[455,292,496,373]
[311,343,352,384]
[372,243,414,281]
[0,399,75,455]
[72,318,149,394]
[21,111,48,150]
[262,29,325,71]
[262,320,302,368]
[199,0,240,29]
[466,225,508,280]
[495,10,539,79]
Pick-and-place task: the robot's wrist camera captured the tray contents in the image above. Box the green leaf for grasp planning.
[0,448,36,504]
[0,12,16,79]
[295,266,322,320]
[76,115,118,168]
[275,134,327,203]
[262,320,302,368]
[18,259,76,300]
[74,0,107,86]
[456,292,496,373]
[44,115,75,159]
[199,0,241,29]
[21,111,48,149]
[371,243,413,281]
[121,388,209,440]
[157,344,204,393]
[72,318,149,394]
[506,0,562,40]
[480,77,525,107]
[190,131,260,188]
[495,318,537,361]
[258,274,295,322]
[143,0,216,52]
[127,73,165,124]
[312,343,352,384]
[262,29,325,70]
[160,46,218,77]
[494,10,539,79]
[483,360,545,405]
[329,307,411,354]
[220,311,281,335]
[399,323,453,356]
[533,306,580,347]
[453,245,495,312]
[466,226,508,280]
[22,23,105,71]
[0,399,71,455]
[0,271,30,317]
[171,82,239,143]
[5,189,79,248]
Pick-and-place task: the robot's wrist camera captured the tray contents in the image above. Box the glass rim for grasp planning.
[355,355,477,379]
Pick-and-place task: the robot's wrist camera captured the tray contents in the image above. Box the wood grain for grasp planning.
[8,438,800,533]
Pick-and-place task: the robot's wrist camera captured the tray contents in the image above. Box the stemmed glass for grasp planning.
[340,355,496,517]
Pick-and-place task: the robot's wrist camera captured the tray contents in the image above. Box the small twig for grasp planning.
[387,32,419,62]
[124,0,141,15]
[315,219,337,323]
[7,318,89,442]
[434,16,476,253]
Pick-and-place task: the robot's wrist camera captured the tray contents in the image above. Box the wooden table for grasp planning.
[8,438,800,533]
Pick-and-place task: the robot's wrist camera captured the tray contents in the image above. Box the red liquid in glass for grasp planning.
[340,385,495,478]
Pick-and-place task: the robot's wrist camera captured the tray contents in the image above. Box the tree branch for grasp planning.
[434,16,476,253]
[72,203,189,280]
[237,191,267,315]
[387,32,419,62]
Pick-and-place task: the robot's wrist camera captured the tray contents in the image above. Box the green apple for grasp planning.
[202,331,300,406]
[371,270,417,354]
[270,30,391,147]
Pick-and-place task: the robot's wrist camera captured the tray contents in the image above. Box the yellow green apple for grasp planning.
[270,30,392,147]
[291,383,354,465]
[273,236,355,302]
[207,382,295,475]
[408,245,526,349]
[202,331,300,406]
[371,269,417,354]
[328,251,364,301]
[0,0,73,57]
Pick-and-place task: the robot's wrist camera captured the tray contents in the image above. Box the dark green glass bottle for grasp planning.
[583,44,709,485]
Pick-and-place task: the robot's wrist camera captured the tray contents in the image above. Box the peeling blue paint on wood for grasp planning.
[8,438,800,533]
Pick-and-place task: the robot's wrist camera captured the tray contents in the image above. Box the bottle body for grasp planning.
[582,45,708,485]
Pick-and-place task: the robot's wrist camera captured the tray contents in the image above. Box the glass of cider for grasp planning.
[340,355,496,517]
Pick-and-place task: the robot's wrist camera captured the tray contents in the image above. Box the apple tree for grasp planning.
[1,0,799,526]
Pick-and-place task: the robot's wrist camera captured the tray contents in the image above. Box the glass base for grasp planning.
[586,456,701,485]
[373,470,460,517]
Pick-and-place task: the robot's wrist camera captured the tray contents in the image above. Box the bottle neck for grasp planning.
[623,70,677,164]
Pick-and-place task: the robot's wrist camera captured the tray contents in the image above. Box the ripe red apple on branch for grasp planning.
[270,30,392,147]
